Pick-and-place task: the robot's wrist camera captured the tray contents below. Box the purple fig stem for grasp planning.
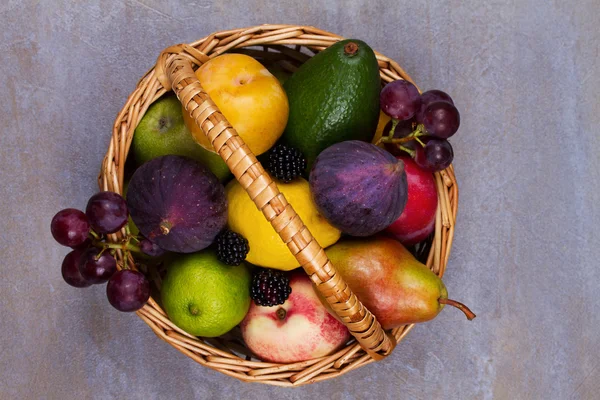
[159,221,171,235]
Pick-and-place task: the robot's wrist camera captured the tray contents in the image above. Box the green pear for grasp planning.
[324,236,475,329]
[132,95,231,181]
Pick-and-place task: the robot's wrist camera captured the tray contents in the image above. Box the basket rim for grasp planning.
[99,24,459,387]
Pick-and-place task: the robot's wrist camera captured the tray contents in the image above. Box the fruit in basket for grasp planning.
[161,251,251,337]
[377,84,460,173]
[214,229,250,266]
[250,268,292,307]
[380,79,421,121]
[132,95,230,181]
[126,156,227,253]
[415,90,459,139]
[226,178,341,270]
[415,89,454,120]
[122,179,140,236]
[385,157,438,246]
[86,191,129,234]
[51,208,90,248]
[282,39,381,168]
[414,139,454,172]
[78,247,117,284]
[420,101,460,139]
[262,144,307,183]
[241,272,349,363]
[106,270,150,312]
[309,141,408,236]
[139,238,166,258]
[61,249,92,288]
[183,54,288,156]
[324,236,475,329]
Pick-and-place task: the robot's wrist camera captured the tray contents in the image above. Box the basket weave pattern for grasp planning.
[99,25,458,386]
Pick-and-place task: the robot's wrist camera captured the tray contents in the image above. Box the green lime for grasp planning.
[161,251,250,337]
[132,95,231,181]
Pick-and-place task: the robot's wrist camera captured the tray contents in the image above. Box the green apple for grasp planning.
[132,95,231,181]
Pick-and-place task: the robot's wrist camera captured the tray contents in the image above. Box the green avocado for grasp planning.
[281,39,381,169]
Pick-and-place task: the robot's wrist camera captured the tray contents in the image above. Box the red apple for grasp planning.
[240,272,350,363]
[385,156,438,245]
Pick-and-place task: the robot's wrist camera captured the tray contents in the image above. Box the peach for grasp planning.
[240,272,350,363]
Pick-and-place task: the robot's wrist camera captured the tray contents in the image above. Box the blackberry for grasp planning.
[251,268,292,307]
[215,229,249,266]
[265,144,307,182]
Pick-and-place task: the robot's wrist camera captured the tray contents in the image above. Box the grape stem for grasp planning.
[89,230,101,240]
[398,145,415,157]
[95,246,108,260]
[380,123,427,145]
[92,239,142,254]
[414,136,426,147]
[388,119,399,139]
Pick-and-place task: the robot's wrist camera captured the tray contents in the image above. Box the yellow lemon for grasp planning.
[226,178,341,270]
[183,54,289,156]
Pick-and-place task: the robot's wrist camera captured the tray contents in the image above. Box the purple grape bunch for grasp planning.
[380,80,460,172]
[51,191,151,312]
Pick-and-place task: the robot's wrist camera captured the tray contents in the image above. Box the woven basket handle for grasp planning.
[155,45,396,360]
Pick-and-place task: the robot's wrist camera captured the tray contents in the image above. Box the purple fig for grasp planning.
[309,141,408,236]
[126,155,227,253]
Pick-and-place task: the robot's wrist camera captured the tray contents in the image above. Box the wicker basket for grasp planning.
[99,24,458,386]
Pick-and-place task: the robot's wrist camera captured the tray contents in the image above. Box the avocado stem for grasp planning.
[344,42,359,56]
[439,298,476,320]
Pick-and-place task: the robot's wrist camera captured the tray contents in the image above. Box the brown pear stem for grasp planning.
[439,298,476,320]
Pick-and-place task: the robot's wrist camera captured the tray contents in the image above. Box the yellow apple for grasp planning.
[182,54,289,156]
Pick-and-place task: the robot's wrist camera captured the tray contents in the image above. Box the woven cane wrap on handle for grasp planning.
[155,48,396,360]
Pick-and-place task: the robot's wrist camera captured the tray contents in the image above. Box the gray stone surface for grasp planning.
[1,0,599,398]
